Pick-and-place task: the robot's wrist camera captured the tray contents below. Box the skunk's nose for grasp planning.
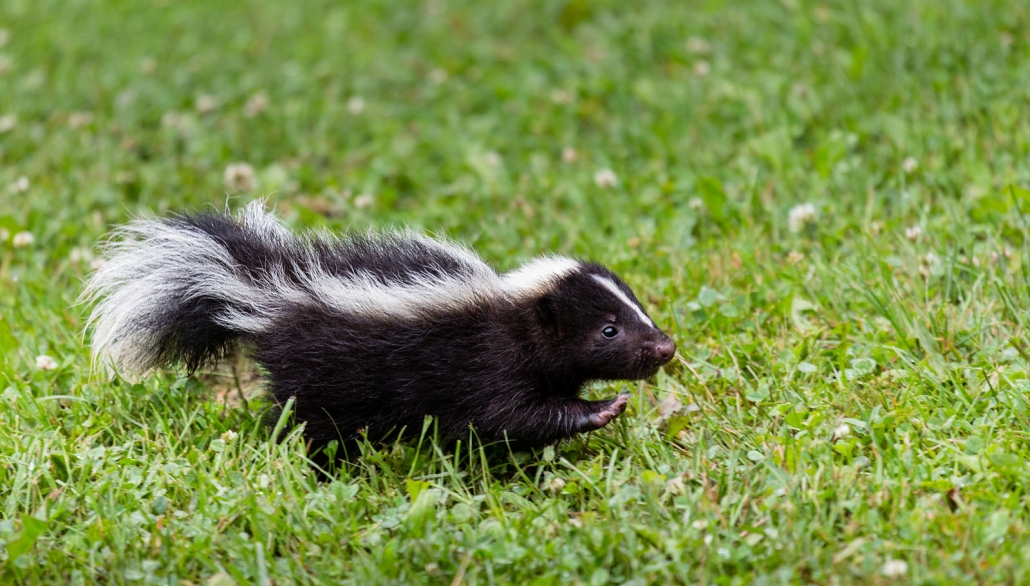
[655,338,676,362]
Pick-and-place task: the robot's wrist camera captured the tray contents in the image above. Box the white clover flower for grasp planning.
[561,147,578,163]
[688,198,704,210]
[223,163,258,192]
[220,430,238,442]
[786,250,805,265]
[36,355,58,371]
[550,89,573,104]
[881,559,908,577]
[12,231,33,248]
[691,519,708,531]
[902,157,918,174]
[919,251,941,278]
[161,111,185,129]
[195,94,218,114]
[905,225,922,241]
[68,112,93,129]
[685,37,711,54]
[11,176,29,193]
[693,61,711,77]
[787,203,818,233]
[593,168,618,188]
[244,92,269,117]
[0,114,16,133]
[346,96,366,115]
[547,477,566,492]
[832,423,850,441]
[69,247,93,264]
[353,193,375,209]
[428,69,447,85]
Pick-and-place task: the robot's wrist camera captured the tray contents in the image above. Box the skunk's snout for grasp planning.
[655,338,676,362]
[641,335,676,370]
[630,335,676,379]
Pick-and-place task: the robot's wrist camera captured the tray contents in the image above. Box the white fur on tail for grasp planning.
[83,206,278,374]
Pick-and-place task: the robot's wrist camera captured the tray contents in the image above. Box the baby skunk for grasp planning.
[84,202,676,451]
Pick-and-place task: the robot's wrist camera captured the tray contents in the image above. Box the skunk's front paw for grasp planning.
[587,394,630,429]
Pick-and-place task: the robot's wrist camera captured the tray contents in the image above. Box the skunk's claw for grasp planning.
[583,394,630,430]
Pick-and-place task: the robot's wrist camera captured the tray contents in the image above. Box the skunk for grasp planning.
[84,202,676,451]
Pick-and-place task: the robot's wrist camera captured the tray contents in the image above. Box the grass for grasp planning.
[2,0,1030,582]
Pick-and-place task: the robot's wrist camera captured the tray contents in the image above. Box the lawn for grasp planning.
[2,0,1030,583]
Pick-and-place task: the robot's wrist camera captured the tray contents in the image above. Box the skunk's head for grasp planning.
[520,261,676,381]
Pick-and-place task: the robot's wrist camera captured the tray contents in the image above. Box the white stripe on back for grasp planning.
[501,256,580,299]
[590,274,654,327]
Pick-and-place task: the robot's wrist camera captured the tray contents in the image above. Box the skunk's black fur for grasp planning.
[85,203,676,451]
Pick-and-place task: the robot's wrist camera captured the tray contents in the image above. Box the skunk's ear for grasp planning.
[535,294,561,336]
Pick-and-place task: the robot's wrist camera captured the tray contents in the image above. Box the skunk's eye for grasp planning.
[602,326,619,339]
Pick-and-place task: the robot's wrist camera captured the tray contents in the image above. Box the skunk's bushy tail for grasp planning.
[83,202,296,375]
